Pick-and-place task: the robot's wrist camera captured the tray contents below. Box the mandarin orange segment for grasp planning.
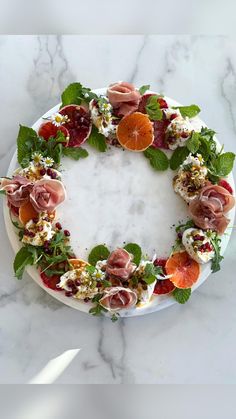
[117,112,154,151]
[165,251,200,289]
[19,201,39,225]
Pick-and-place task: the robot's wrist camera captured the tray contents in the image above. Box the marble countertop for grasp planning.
[0,35,236,384]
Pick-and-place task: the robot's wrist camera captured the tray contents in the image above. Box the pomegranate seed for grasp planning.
[67,279,74,288]
[170,113,178,120]
[84,297,90,303]
[40,168,46,176]
[158,98,168,109]
[181,132,189,138]
[65,291,73,297]
[32,217,38,224]
[44,240,50,248]
[64,230,70,237]
[50,171,57,179]
[37,225,44,232]
[55,222,62,230]
[177,232,183,239]
[47,168,53,176]
[193,235,205,241]
[75,279,81,286]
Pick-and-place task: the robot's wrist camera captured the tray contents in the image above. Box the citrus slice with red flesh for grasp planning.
[59,105,92,147]
[38,121,69,143]
[40,271,63,291]
[153,258,175,295]
[165,251,200,289]
[116,112,154,151]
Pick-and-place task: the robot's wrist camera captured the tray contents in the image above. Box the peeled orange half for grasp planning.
[165,251,200,289]
[117,112,154,151]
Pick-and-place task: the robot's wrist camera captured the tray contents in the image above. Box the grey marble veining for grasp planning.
[0,35,236,384]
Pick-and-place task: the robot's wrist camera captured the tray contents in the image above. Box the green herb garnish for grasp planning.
[88,245,110,266]
[139,85,150,95]
[87,126,107,152]
[63,147,89,160]
[169,146,189,170]
[145,95,163,121]
[61,82,98,107]
[144,147,169,171]
[173,104,200,118]
[173,287,191,304]
[123,243,142,266]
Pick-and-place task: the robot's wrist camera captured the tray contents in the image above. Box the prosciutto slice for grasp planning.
[107,82,141,117]
[106,248,136,280]
[189,183,235,234]
[100,287,137,312]
[0,175,33,207]
[30,179,66,213]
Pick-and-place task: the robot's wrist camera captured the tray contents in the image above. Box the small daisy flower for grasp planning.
[43,156,54,167]
[31,152,44,166]
[50,113,69,127]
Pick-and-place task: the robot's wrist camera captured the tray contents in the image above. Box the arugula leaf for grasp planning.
[173,287,191,304]
[17,125,39,167]
[13,246,36,279]
[139,85,150,95]
[209,233,224,273]
[61,82,97,107]
[210,152,235,178]
[88,245,110,266]
[186,131,200,154]
[144,147,169,171]
[87,126,107,152]
[123,243,142,266]
[173,104,200,118]
[145,95,163,120]
[63,147,89,160]
[169,146,189,170]
[176,219,195,233]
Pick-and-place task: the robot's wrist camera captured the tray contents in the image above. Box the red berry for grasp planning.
[55,222,62,230]
[65,290,73,297]
[64,230,70,237]
[218,179,233,195]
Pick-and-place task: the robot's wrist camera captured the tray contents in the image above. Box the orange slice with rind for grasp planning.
[117,112,154,151]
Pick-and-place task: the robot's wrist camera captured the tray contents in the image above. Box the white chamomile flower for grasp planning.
[43,156,54,167]
[50,112,69,127]
[84,92,90,98]
[31,152,44,166]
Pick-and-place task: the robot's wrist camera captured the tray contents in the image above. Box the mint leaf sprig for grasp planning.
[139,85,150,95]
[61,82,98,107]
[173,288,191,304]
[123,243,142,266]
[143,263,163,285]
[87,126,108,152]
[144,147,169,171]
[145,95,163,121]
[173,104,201,118]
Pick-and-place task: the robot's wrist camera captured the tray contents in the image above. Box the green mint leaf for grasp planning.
[173,104,201,118]
[186,131,200,154]
[139,85,150,95]
[210,233,224,273]
[17,125,38,167]
[173,287,191,304]
[211,152,235,177]
[144,147,169,171]
[143,263,159,285]
[87,126,107,152]
[63,147,89,160]
[61,82,97,107]
[123,243,142,266]
[169,146,189,170]
[111,313,119,322]
[88,245,110,266]
[13,246,35,279]
[145,95,163,121]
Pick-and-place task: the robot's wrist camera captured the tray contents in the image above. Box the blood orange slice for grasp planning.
[40,271,63,291]
[116,112,154,151]
[165,251,200,289]
[38,121,69,143]
[154,279,175,295]
[59,105,92,147]
[69,258,89,269]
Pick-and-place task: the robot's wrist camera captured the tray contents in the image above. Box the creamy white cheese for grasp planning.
[167,116,194,150]
[182,228,215,264]
[164,108,181,120]
[58,268,98,299]
[173,153,208,203]
[22,216,55,246]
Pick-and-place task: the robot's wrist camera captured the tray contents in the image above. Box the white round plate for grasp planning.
[3,89,235,317]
